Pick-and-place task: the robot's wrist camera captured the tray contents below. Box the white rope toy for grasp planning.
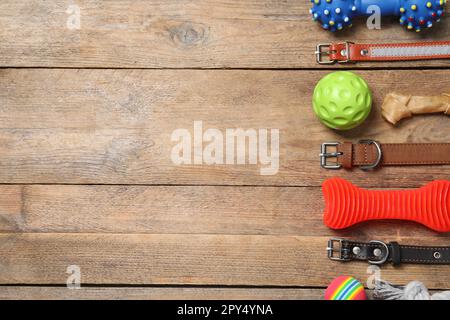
[374,280,450,300]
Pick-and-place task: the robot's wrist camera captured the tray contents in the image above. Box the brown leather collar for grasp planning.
[316,41,450,64]
[320,140,450,170]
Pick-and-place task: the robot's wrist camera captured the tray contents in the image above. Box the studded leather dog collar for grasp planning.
[327,238,450,266]
[320,140,450,170]
[316,41,450,64]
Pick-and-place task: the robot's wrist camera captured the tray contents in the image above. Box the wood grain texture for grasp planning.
[1,0,450,299]
[0,286,439,300]
[0,69,449,186]
[1,185,450,239]
[0,286,325,300]
[0,233,449,289]
[0,1,449,68]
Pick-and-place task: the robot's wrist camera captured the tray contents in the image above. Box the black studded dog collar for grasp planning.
[327,238,450,266]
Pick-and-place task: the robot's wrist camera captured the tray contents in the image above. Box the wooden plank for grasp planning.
[0,233,449,289]
[0,286,325,300]
[2,286,440,300]
[0,69,449,186]
[0,286,440,300]
[1,185,449,238]
[0,1,449,68]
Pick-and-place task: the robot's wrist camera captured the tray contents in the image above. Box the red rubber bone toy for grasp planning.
[322,178,450,232]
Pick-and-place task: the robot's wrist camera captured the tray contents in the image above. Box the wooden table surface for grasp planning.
[0,0,449,300]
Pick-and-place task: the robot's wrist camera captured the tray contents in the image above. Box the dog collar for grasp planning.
[327,238,450,266]
[316,41,450,64]
[320,140,450,170]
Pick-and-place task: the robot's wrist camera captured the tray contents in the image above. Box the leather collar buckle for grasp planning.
[315,41,354,64]
[320,140,382,170]
[327,238,351,261]
[327,238,390,265]
[320,142,343,169]
[315,43,336,65]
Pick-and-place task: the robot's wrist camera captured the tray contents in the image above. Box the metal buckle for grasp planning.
[327,238,351,261]
[368,240,390,265]
[328,238,390,265]
[320,142,343,169]
[359,139,382,171]
[315,43,336,65]
[315,41,353,65]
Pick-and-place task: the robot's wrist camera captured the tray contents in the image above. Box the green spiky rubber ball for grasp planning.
[313,71,372,130]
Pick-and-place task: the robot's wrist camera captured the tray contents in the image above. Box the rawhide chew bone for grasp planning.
[322,177,450,232]
[310,0,447,32]
[382,92,450,125]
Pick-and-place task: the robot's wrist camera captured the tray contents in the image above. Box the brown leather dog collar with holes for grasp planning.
[320,140,450,170]
[316,41,450,64]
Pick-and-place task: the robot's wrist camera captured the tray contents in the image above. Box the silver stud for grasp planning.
[353,247,361,255]
[373,248,382,257]
[434,251,441,259]
[360,49,369,56]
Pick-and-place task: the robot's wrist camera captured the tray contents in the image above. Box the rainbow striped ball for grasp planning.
[325,276,367,300]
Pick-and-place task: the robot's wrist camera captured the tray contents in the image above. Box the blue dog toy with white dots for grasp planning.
[310,0,446,32]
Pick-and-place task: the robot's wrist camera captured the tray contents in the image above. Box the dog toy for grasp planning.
[382,92,450,125]
[325,276,367,300]
[322,177,450,232]
[310,0,447,32]
[374,280,450,300]
[312,71,372,130]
